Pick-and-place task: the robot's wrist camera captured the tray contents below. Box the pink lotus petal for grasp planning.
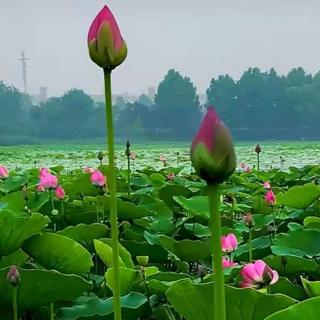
[91,170,107,187]
[0,165,9,179]
[254,260,267,279]
[270,270,279,285]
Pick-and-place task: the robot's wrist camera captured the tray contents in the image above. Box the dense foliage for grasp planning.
[1,66,320,144]
[1,155,320,319]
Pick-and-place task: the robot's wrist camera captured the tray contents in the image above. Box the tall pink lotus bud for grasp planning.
[243,213,254,228]
[265,190,276,206]
[88,5,127,70]
[0,165,9,179]
[190,107,236,184]
[7,266,20,286]
[255,144,261,154]
[91,170,107,187]
[221,233,238,253]
[240,260,278,288]
[55,185,65,200]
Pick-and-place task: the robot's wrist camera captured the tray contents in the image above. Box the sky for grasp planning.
[0,0,319,97]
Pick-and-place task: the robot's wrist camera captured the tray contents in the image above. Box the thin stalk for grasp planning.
[61,201,66,228]
[50,302,54,320]
[12,286,18,320]
[141,268,150,303]
[127,155,131,199]
[104,69,121,320]
[208,183,226,320]
[272,207,277,236]
[248,227,253,262]
[257,153,260,175]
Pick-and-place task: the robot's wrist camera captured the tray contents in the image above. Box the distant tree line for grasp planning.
[0,67,319,145]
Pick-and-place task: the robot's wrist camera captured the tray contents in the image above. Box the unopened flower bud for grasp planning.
[255,144,261,154]
[7,266,20,286]
[190,107,236,184]
[97,151,104,161]
[244,213,254,228]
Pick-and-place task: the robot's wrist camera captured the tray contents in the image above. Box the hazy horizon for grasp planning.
[0,0,319,97]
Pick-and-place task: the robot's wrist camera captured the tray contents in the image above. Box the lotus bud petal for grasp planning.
[7,266,20,286]
[190,107,236,184]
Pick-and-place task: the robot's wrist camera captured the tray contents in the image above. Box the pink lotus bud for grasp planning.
[0,165,9,179]
[39,167,50,178]
[91,170,107,187]
[240,163,246,169]
[55,185,65,200]
[88,5,127,70]
[160,155,167,162]
[243,213,254,228]
[190,107,236,184]
[84,167,95,174]
[245,166,252,173]
[222,257,238,269]
[166,172,175,181]
[263,181,271,189]
[221,233,238,253]
[7,266,20,286]
[240,260,278,288]
[265,190,276,206]
[130,152,137,161]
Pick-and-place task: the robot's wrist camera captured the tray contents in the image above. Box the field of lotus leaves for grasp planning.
[1,142,320,319]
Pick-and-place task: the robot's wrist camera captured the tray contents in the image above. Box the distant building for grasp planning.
[90,93,138,104]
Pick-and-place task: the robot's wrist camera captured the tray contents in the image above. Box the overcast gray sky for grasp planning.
[0,0,319,96]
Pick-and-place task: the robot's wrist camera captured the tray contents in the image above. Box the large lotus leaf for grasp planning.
[173,196,209,221]
[303,216,320,230]
[0,267,92,310]
[159,184,192,207]
[270,277,307,300]
[63,173,98,197]
[99,238,134,268]
[301,277,320,297]
[94,239,125,268]
[264,255,318,276]
[235,236,272,261]
[0,175,27,194]
[57,292,149,320]
[166,279,296,320]
[57,223,109,246]
[64,200,98,225]
[0,250,29,268]
[23,233,93,274]
[121,240,168,264]
[105,267,141,295]
[264,296,320,320]
[159,235,211,262]
[0,211,50,255]
[271,229,320,258]
[277,183,320,209]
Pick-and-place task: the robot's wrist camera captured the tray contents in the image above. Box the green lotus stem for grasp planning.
[127,154,131,199]
[12,286,18,320]
[248,227,253,262]
[257,153,260,175]
[50,302,54,320]
[61,201,66,228]
[208,183,226,320]
[104,68,121,320]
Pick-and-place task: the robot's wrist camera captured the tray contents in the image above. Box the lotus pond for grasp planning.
[1,142,320,319]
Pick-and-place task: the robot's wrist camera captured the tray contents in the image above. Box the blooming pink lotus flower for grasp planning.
[88,5,127,70]
[166,172,175,181]
[84,167,95,174]
[190,107,236,184]
[55,186,65,200]
[265,190,276,205]
[91,170,107,187]
[130,152,137,161]
[0,165,9,179]
[7,266,20,286]
[39,168,58,190]
[263,181,271,189]
[240,260,279,288]
[221,233,238,253]
[222,257,238,269]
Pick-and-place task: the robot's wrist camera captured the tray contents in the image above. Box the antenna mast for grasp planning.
[19,51,28,93]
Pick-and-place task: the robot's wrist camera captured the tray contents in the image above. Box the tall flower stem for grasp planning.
[50,302,54,320]
[208,183,226,320]
[12,286,18,320]
[248,227,253,262]
[127,155,131,199]
[257,153,260,175]
[104,68,121,320]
